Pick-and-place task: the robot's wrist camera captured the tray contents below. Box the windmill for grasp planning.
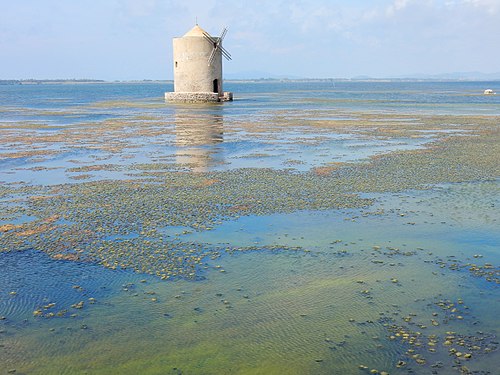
[165,24,234,102]
[202,27,232,66]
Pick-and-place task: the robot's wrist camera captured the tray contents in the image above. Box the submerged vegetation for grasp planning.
[1,110,498,280]
[0,83,499,374]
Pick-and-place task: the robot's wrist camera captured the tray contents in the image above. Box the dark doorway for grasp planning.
[213,79,218,93]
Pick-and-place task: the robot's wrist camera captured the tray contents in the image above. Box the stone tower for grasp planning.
[165,24,233,103]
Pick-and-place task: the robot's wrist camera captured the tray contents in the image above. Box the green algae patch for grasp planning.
[0,166,374,278]
[1,116,499,280]
[334,129,500,192]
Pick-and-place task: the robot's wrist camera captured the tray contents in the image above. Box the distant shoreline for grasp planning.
[1,78,500,85]
[0,79,171,85]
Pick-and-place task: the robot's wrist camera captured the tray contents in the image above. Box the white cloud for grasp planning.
[462,0,500,14]
[385,0,411,17]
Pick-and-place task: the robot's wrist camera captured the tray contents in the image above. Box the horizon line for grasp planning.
[2,77,500,83]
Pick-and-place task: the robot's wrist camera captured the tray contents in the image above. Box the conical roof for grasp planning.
[183,24,209,37]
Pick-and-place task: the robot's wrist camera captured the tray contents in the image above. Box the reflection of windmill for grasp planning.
[165,24,233,103]
[202,28,232,66]
[174,108,225,172]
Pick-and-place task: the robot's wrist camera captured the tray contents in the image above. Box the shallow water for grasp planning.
[0,81,499,374]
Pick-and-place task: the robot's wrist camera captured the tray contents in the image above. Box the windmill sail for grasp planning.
[203,28,232,66]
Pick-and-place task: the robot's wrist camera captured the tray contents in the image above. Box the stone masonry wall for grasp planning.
[165,92,220,103]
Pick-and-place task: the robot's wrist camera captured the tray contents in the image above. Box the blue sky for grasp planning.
[1,0,499,80]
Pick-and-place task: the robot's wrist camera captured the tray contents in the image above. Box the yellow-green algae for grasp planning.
[1,120,498,278]
[1,106,499,374]
[2,249,495,374]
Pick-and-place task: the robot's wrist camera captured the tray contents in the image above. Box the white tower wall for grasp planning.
[165,24,232,103]
[173,36,223,95]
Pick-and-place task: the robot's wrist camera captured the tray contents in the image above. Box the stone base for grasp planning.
[221,92,233,101]
[165,92,233,103]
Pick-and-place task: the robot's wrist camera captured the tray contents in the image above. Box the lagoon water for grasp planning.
[0,81,499,374]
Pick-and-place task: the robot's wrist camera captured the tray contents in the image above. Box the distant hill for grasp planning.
[224,70,304,80]
[224,71,500,81]
[395,71,500,81]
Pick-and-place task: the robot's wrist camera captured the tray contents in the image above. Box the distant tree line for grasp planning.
[0,79,106,85]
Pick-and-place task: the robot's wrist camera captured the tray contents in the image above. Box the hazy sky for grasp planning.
[1,0,499,80]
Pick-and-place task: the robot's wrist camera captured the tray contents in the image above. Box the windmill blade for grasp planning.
[202,31,216,42]
[219,27,228,43]
[208,47,218,66]
[219,45,232,60]
[203,34,214,45]
[219,44,231,59]
[204,31,218,66]
[219,27,231,60]
[208,46,231,65]
[203,27,231,64]
[202,31,217,45]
